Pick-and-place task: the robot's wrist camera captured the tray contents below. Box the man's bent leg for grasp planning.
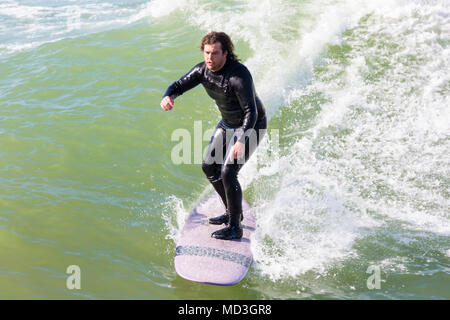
[201,163,228,211]
[210,163,243,240]
[202,122,231,224]
[212,124,266,240]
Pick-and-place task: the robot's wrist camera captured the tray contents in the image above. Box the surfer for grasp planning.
[161,31,267,240]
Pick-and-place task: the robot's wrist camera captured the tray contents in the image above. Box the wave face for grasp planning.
[157,0,449,293]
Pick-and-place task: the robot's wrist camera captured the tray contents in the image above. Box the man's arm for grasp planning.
[160,63,203,111]
[231,66,258,142]
[228,65,259,160]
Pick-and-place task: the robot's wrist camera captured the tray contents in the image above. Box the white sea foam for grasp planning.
[248,0,449,280]
[161,195,189,243]
[0,0,153,54]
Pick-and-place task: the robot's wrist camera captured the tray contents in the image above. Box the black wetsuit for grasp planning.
[164,58,267,233]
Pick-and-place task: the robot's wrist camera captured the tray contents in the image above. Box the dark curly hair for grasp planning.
[200,31,239,62]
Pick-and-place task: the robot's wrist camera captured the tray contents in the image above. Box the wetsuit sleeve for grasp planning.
[163,62,203,100]
[231,66,258,143]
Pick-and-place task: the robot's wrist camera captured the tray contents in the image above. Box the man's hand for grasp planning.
[160,96,174,111]
[228,141,245,160]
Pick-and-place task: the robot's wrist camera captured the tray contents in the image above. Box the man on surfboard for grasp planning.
[161,31,267,240]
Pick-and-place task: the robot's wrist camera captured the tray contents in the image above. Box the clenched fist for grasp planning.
[160,96,174,111]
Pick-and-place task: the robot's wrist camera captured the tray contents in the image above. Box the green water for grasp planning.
[1,0,449,299]
[1,15,259,299]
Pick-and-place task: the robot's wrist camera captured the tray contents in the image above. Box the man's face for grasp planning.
[203,42,227,72]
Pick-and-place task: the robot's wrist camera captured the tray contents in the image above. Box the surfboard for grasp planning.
[174,193,255,285]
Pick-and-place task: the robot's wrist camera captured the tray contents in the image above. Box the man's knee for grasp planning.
[220,164,237,185]
[201,161,212,175]
[202,161,220,180]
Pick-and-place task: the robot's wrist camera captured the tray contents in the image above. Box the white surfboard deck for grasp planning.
[174,193,255,285]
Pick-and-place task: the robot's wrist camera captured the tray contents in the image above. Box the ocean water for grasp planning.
[0,0,449,299]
